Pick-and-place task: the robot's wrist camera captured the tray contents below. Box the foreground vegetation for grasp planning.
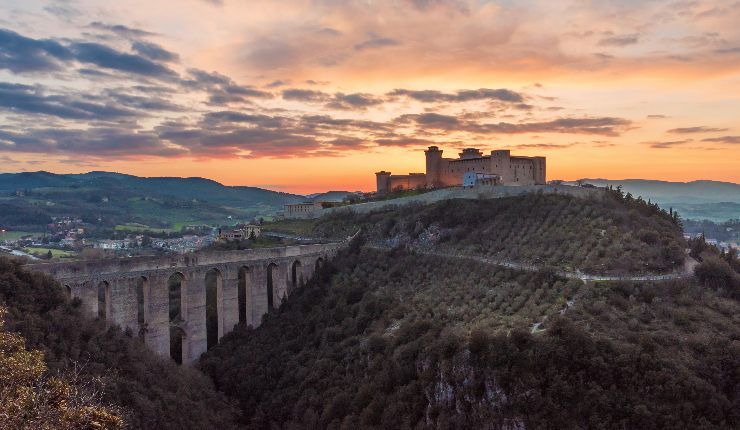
[0,257,240,429]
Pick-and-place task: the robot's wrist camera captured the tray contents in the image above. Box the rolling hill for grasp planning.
[200,192,739,429]
[0,171,307,231]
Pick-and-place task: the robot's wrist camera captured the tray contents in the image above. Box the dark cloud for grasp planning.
[643,139,692,149]
[668,126,729,133]
[131,41,179,62]
[158,126,322,158]
[701,136,740,144]
[354,35,401,51]
[317,27,341,37]
[374,137,444,147]
[598,33,640,47]
[298,115,394,134]
[0,28,72,73]
[0,82,138,120]
[511,143,579,149]
[70,42,177,77]
[409,0,469,12]
[715,47,740,54]
[265,79,289,88]
[184,69,273,104]
[326,137,371,148]
[43,4,82,21]
[282,89,383,110]
[282,89,331,102]
[399,112,460,126]
[104,90,183,112]
[389,88,525,103]
[200,111,286,128]
[647,114,667,119]
[326,92,384,110]
[0,127,184,157]
[399,113,631,136]
[0,27,178,78]
[88,22,157,39]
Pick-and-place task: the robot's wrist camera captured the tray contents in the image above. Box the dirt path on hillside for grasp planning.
[368,245,698,283]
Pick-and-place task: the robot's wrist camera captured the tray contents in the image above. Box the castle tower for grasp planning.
[425,146,443,188]
[490,149,512,183]
[375,171,392,194]
[532,156,546,184]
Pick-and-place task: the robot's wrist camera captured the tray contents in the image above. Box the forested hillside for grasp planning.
[200,242,739,429]
[0,171,305,231]
[281,190,686,275]
[0,257,241,429]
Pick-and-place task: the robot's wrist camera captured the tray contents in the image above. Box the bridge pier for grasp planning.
[26,242,347,365]
[146,273,171,358]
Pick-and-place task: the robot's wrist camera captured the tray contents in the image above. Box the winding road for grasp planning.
[264,231,698,283]
[370,246,698,283]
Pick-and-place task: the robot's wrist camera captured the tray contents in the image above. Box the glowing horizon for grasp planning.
[1,0,739,194]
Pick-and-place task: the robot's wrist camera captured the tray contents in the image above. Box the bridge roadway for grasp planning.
[26,240,349,364]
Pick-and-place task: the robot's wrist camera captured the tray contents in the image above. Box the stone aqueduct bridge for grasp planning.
[27,241,347,364]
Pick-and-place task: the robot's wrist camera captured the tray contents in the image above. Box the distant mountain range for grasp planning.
[579,179,740,222]
[0,171,315,231]
[1,172,737,232]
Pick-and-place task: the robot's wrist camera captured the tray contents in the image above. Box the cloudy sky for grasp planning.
[0,0,738,193]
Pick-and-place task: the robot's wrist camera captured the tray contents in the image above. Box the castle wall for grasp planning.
[375,146,546,192]
[388,173,426,191]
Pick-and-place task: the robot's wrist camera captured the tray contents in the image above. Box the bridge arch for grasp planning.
[291,260,303,291]
[97,281,110,320]
[135,276,149,341]
[170,326,188,366]
[238,266,252,325]
[167,272,187,364]
[266,263,279,310]
[26,240,347,365]
[205,268,223,350]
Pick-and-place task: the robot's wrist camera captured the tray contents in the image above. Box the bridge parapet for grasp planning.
[26,238,351,364]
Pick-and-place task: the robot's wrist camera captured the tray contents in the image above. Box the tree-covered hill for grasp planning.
[0,257,241,429]
[199,242,739,429]
[0,171,306,231]
[276,190,686,275]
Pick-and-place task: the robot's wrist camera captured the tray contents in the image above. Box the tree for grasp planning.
[0,306,124,429]
[694,256,740,297]
[46,249,53,260]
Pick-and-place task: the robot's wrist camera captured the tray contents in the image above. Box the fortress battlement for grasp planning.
[376,146,546,193]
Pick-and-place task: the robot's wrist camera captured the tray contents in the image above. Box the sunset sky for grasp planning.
[0,0,738,194]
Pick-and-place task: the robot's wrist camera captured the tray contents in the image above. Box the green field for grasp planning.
[23,247,78,258]
[114,223,176,233]
[263,219,318,236]
[1,231,40,240]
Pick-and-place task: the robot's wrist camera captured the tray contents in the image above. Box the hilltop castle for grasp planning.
[376,146,546,193]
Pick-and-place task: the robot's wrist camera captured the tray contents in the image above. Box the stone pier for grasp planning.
[27,241,345,364]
